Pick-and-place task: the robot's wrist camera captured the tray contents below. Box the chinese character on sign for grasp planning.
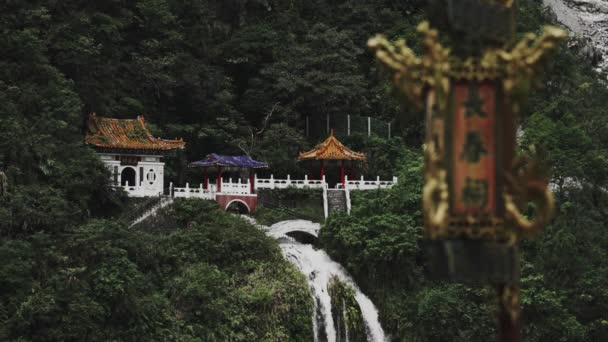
[462,177,488,209]
[460,131,487,163]
[464,83,486,118]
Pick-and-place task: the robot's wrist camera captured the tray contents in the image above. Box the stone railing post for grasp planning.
[270,174,275,189]
[322,181,328,219]
[344,175,352,215]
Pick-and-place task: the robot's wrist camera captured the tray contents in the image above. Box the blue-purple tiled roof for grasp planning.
[190,153,269,169]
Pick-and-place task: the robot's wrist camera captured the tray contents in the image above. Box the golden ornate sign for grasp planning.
[368,21,565,243]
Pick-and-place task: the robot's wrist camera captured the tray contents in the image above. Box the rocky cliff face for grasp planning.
[543,0,608,71]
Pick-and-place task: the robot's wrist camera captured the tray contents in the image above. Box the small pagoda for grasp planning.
[298,130,366,187]
[189,154,269,194]
[85,113,185,197]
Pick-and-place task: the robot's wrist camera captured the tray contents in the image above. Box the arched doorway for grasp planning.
[226,200,250,214]
[121,167,136,186]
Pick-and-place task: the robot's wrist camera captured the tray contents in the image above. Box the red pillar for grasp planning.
[249,169,255,194]
[203,167,209,190]
[349,160,354,180]
[340,160,345,187]
[310,160,314,180]
[217,166,222,193]
[320,160,325,180]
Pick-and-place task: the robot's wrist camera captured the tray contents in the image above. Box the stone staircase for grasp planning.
[326,189,347,215]
[128,196,173,227]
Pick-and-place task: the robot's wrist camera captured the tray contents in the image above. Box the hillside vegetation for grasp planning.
[1,0,608,340]
[0,199,313,341]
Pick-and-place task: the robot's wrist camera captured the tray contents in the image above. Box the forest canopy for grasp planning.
[1,0,607,341]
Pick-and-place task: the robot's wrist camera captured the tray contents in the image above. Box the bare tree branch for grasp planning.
[256,102,280,136]
[228,102,281,156]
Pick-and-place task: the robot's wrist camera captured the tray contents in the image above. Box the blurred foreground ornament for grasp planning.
[369,1,565,340]
[0,171,6,197]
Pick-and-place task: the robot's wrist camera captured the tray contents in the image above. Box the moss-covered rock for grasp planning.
[328,276,367,342]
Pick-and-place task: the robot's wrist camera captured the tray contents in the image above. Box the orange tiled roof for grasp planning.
[298,130,366,161]
[85,113,185,151]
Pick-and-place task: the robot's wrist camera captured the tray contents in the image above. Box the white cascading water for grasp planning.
[261,219,387,342]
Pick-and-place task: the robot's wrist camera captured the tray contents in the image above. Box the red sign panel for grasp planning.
[450,81,497,215]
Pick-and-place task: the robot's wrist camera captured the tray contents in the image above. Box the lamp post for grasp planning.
[369,1,565,340]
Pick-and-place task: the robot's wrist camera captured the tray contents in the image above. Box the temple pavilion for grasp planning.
[85,113,185,197]
[189,154,269,194]
[298,130,366,187]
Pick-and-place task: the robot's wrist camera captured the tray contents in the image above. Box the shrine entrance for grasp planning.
[323,160,342,188]
[85,114,186,197]
[298,130,366,188]
[121,167,136,187]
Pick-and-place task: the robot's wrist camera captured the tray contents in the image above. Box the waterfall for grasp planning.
[262,219,387,342]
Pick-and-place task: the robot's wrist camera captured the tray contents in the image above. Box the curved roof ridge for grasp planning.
[85,113,185,151]
[298,130,366,161]
[189,154,269,169]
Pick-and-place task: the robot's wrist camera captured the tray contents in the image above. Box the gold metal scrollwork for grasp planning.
[423,170,449,237]
[505,186,554,235]
[368,22,451,110]
[368,22,567,100]
[369,21,564,242]
[504,152,555,236]
[423,142,449,237]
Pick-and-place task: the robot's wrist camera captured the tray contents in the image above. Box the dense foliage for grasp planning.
[253,188,324,225]
[0,199,313,341]
[1,0,424,182]
[328,276,367,342]
[2,0,608,340]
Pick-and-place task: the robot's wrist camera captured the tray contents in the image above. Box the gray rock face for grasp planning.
[544,0,608,70]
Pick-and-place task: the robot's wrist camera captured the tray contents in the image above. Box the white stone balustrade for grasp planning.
[171,178,250,198]
[255,174,325,190]
[345,176,398,190]
[169,175,397,200]
[220,178,251,195]
[172,183,216,200]
[255,174,397,191]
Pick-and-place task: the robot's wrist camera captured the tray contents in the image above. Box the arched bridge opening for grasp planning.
[215,194,258,213]
[286,230,318,244]
[226,199,251,214]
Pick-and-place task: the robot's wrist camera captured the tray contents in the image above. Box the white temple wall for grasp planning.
[97,153,165,197]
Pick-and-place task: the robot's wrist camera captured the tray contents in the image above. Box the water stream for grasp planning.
[260,219,387,342]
